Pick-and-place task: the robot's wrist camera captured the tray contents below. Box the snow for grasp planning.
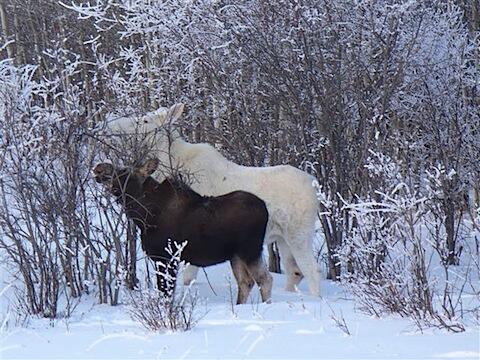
[1,263,479,359]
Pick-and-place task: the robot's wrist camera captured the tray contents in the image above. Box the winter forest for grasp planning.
[0,0,479,358]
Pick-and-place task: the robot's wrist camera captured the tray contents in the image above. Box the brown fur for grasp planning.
[93,159,272,304]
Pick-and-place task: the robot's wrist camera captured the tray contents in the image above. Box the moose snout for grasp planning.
[93,174,108,183]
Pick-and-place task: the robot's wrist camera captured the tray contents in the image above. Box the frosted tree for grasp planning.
[390,3,480,265]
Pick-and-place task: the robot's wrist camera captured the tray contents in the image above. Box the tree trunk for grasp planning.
[444,197,459,265]
[320,211,342,281]
[125,220,138,289]
[0,2,15,61]
[12,7,26,64]
[470,0,479,33]
[267,243,281,273]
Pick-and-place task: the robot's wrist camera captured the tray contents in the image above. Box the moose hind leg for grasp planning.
[276,238,304,292]
[288,234,321,297]
[245,257,273,303]
[230,256,254,304]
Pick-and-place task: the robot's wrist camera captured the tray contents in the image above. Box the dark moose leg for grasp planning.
[230,255,255,304]
[245,258,273,303]
[152,256,178,299]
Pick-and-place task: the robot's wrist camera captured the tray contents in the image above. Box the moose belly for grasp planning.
[180,241,236,268]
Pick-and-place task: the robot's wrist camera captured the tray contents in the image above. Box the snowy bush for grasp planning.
[0,58,134,317]
[127,242,202,332]
[339,153,478,332]
[127,287,201,332]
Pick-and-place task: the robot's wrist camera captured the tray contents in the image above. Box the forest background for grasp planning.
[0,0,479,332]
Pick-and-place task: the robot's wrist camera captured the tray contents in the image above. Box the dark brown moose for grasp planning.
[92,158,272,304]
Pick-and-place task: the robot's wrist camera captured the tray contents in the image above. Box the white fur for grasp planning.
[107,104,321,296]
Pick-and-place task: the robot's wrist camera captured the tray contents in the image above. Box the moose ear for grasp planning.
[92,163,114,182]
[153,107,169,126]
[154,103,184,126]
[139,158,159,176]
[166,103,184,124]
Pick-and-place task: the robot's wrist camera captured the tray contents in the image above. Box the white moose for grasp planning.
[106,103,321,296]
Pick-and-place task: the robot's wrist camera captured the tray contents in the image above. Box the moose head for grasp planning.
[92,158,160,198]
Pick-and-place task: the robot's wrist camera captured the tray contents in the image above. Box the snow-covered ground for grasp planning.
[1,262,479,359]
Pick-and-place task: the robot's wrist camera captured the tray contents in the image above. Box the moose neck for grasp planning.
[121,176,201,232]
[120,177,164,230]
[151,135,189,183]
